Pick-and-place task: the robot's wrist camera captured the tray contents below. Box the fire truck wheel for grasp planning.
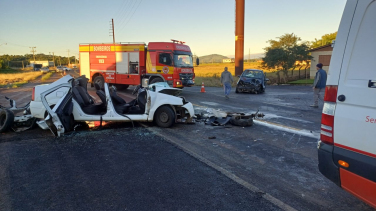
[154,105,175,128]
[150,77,164,84]
[0,109,14,133]
[94,76,105,89]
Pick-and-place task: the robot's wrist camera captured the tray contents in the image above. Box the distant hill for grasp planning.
[198,54,229,64]
[226,53,265,59]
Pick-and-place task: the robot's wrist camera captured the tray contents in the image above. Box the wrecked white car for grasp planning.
[0,75,194,136]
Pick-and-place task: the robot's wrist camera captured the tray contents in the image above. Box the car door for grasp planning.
[334,0,376,154]
[40,80,74,136]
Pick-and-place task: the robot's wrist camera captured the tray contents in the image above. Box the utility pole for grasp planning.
[112,19,115,44]
[49,52,55,67]
[235,0,245,76]
[29,46,36,64]
[248,48,250,63]
[110,19,115,44]
[67,49,70,66]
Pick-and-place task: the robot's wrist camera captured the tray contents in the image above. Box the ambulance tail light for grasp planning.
[32,87,35,101]
[320,85,338,145]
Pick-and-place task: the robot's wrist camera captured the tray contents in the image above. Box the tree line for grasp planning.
[0,54,78,69]
[262,32,337,83]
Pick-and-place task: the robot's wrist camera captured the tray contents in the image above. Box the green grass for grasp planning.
[194,77,238,87]
[0,68,43,88]
[0,68,23,74]
[41,72,54,81]
[288,79,314,84]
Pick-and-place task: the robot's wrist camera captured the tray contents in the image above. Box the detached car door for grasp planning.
[40,80,74,136]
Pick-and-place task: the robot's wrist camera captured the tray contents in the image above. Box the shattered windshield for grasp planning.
[243,70,264,78]
[174,54,193,68]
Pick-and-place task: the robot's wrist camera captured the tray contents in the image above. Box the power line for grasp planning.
[114,0,131,21]
[119,0,143,33]
[118,0,139,31]
[117,0,136,29]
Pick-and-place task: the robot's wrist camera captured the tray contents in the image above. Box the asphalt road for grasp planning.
[142,85,373,211]
[0,74,374,210]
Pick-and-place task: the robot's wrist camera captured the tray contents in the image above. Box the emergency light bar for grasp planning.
[171,39,185,44]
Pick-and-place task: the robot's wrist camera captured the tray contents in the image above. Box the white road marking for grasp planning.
[254,120,319,139]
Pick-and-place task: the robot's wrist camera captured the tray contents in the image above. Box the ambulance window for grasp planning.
[159,53,172,66]
[346,2,376,80]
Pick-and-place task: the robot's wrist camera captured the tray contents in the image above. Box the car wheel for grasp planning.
[258,85,264,94]
[0,109,14,133]
[155,105,175,128]
[236,86,241,93]
[94,76,105,89]
[150,77,164,85]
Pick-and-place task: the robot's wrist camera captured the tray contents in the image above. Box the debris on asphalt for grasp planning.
[193,109,265,127]
[208,136,216,139]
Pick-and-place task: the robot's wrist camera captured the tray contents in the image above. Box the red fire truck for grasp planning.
[79,40,196,89]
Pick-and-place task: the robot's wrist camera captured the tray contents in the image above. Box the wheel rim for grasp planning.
[159,112,169,123]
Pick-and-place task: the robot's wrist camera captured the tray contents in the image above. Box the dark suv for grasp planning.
[236,69,269,94]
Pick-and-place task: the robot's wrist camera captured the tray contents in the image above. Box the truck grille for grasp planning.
[179,73,194,80]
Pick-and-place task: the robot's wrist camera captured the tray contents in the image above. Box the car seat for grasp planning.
[94,83,107,105]
[72,79,106,115]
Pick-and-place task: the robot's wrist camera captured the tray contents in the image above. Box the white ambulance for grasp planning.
[318,0,376,208]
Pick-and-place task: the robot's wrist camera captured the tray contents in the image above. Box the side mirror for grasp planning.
[196,58,199,66]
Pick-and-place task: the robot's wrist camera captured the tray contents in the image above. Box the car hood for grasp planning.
[241,77,263,83]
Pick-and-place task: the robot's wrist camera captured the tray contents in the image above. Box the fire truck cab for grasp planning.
[79,40,195,89]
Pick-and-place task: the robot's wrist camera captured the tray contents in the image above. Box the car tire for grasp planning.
[0,109,14,133]
[230,115,253,127]
[235,86,241,93]
[150,77,164,85]
[155,105,175,128]
[94,76,105,89]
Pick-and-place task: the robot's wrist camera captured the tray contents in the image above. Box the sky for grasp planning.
[0,0,347,58]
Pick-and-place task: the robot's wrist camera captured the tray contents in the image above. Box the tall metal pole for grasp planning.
[235,0,244,76]
[67,49,70,66]
[249,48,250,63]
[49,52,55,67]
[30,47,36,64]
[112,18,115,44]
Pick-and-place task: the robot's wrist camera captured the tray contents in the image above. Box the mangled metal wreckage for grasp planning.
[0,75,194,136]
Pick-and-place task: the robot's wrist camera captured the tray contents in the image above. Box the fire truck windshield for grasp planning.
[174,54,193,68]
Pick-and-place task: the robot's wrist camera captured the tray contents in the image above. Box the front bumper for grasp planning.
[317,141,341,186]
[179,73,194,86]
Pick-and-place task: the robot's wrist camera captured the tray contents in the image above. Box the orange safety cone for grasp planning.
[200,82,206,93]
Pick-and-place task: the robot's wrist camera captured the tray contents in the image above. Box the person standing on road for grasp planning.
[220,67,234,99]
[310,63,327,108]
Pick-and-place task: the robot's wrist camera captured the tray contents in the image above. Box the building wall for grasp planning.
[310,51,332,79]
[222,58,234,63]
[30,60,49,67]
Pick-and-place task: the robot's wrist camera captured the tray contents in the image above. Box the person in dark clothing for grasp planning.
[220,67,234,99]
[310,63,327,108]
